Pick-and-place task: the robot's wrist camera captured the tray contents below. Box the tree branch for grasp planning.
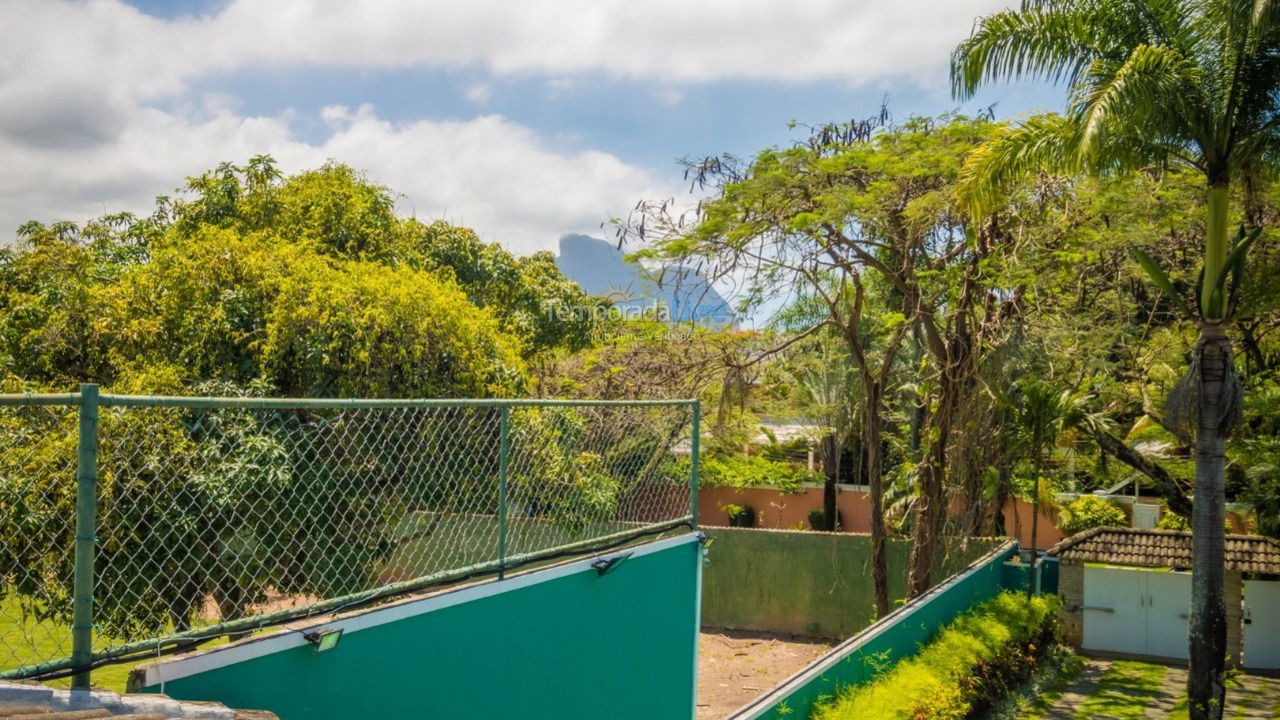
[1089,426,1193,518]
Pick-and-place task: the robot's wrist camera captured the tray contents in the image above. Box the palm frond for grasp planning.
[1072,45,1205,151]
[957,114,1081,217]
[951,5,1105,99]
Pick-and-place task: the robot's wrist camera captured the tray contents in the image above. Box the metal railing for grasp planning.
[0,386,700,688]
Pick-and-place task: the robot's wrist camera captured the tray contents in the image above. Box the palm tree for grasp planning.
[1011,381,1105,598]
[952,3,1280,717]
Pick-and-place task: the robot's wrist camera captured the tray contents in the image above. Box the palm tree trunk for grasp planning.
[1027,452,1042,600]
[1188,323,1232,720]
[994,459,1011,536]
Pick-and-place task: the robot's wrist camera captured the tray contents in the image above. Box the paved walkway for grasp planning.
[1028,658,1280,720]
[1041,659,1111,720]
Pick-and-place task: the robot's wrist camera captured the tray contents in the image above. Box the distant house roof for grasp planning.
[1047,526,1280,574]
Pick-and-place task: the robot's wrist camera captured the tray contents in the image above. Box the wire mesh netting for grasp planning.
[0,403,79,675]
[0,396,695,680]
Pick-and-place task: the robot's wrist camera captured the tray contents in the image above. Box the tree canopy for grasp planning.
[0,157,603,398]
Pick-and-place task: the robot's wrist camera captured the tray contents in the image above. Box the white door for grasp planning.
[1082,566,1191,660]
[1144,571,1191,661]
[1244,580,1280,669]
[1083,566,1148,655]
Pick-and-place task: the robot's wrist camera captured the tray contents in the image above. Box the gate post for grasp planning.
[689,400,700,528]
[71,383,100,690]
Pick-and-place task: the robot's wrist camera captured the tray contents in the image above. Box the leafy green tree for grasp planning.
[953,3,1280,712]
[0,157,604,396]
[258,252,524,398]
[627,115,1029,604]
[0,156,613,645]
[406,221,602,355]
[1233,380,1280,537]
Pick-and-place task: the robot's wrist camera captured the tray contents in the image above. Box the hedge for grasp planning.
[698,453,821,491]
[812,591,1062,720]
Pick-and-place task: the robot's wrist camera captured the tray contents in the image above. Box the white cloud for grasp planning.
[464,83,493,104]
[0,99,673,255]
[3,0,1013,119]
[200,0,1011,84]
[316,105,672,253]
[0,0,1011,250]
[655,88,683,106]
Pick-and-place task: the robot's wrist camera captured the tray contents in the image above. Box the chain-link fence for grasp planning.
[0,387,699,687]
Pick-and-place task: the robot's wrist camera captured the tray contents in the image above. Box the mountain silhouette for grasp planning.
[553,234,733,326]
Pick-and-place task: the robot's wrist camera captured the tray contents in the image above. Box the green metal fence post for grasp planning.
[71,383,100,690]
[498,406,510,580]
[689,400,700,528]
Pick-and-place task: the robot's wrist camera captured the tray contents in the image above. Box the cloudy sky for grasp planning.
[0,0,1063,255]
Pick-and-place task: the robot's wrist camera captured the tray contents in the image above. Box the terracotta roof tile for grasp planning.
[1046,526,1280,573]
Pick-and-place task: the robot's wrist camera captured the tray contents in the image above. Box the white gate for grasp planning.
[1244,579,1280,670]
[1083,566,1190,660]
[1144,571,1192,660]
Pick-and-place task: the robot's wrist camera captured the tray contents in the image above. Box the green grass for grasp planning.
[1,596,138,693]
[1,597,243,695]
[1015,650,1087,720]
[1073,661,1169,720]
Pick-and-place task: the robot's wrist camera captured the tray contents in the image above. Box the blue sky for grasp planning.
[1,0,1064,255]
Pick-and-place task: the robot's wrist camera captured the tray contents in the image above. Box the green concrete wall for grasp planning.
[738,540,1018,720]
[1002,556,1058,595]
[141,537,701,720]
[701,528,1001,638]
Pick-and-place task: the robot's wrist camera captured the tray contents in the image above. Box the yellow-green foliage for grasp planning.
[700,453,821,492]
[260,252,523,398]
[814,592,1060,720]
[1057,495,1126,536]
[0,156,601,398]
[95,228,525,398]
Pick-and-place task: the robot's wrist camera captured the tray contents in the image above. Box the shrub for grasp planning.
[1155,509,1233,532]
[699,453,820,492]
[808,506,842,531]
[1157,510,1191,531]
[813,592,1062,720]
[1057,495,1126,536]
[723,503,756,527]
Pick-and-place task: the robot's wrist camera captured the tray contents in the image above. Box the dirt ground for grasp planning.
[697,628,834,720]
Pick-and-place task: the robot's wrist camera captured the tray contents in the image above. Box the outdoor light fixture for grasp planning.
[591,552,633,577]
[303,627,343,654]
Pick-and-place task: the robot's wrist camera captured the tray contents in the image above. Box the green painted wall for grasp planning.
[142,538,701,720]
[999,554,1057,595]
[701,529,1001,638]
[743,541,1018,720]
